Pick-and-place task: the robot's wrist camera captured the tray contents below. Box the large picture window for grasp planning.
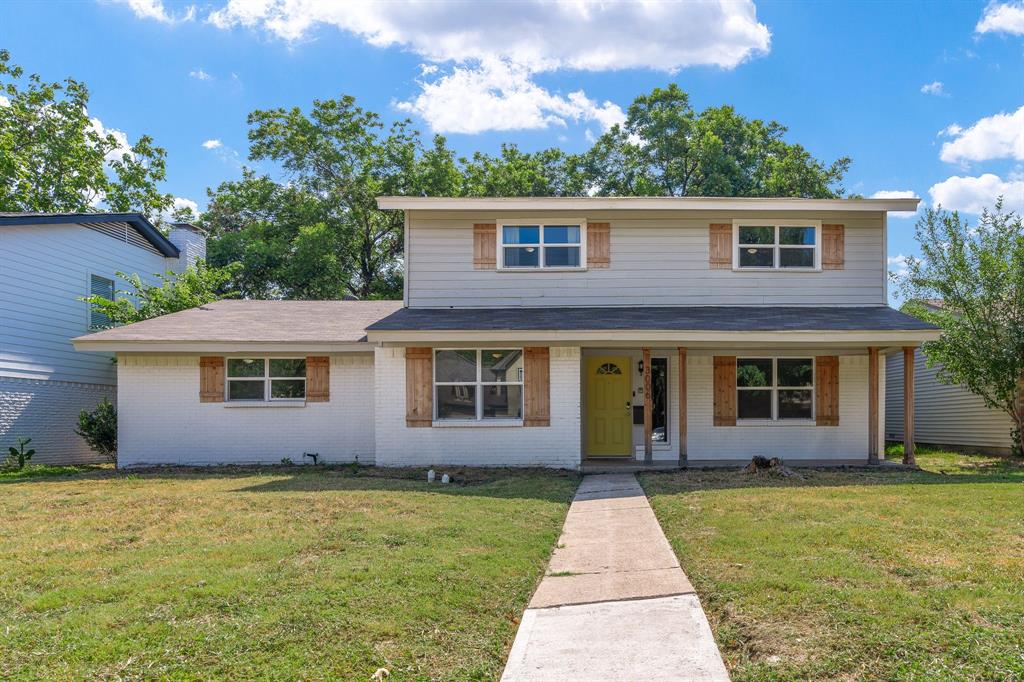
[734,222,819,270]
[434,349,524,420]
[226,358,306,401]
[499,223,583,269]
[736,357,813,420]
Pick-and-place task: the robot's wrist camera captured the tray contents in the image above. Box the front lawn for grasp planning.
[641,448,1024,681]
[0,465,577,680]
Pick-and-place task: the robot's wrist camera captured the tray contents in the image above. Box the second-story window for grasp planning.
[734,222,820,270]
[499,223,583,269]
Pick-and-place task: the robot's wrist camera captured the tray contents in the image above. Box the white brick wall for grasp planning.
[117,354,375,467]
[687,354,871,461]
[0,377,114,464]
[374,346,582,469]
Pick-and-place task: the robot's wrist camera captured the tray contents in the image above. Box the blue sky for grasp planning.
[2,0,1022,288]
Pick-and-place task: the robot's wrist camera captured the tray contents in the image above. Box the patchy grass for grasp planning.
[641,448,1024,681]
[0,465,577,680]
[0,463,107,481]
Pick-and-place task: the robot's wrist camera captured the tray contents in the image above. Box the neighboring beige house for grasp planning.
[74,196,939,469]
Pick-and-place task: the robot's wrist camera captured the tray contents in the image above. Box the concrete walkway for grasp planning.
[501,474,729,682]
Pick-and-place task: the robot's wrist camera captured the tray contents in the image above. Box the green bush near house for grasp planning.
[76,398,117,463]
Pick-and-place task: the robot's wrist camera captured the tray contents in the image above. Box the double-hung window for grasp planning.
[434,349,524,421]
[736,357,814,420]
[499,223,583,269]
[734,222,820,270]
[226,358,306,401]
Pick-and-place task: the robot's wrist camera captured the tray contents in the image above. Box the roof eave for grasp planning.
[0,212,180,257]
[375,196,921,213]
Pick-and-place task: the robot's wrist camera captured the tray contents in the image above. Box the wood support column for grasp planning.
[678,347,688,462]
[643,347,652,462]
[903,346,916,466]
[868,347,879,464]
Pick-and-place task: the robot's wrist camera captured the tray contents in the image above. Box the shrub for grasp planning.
[77,398,117,463]
[6,436,35,469]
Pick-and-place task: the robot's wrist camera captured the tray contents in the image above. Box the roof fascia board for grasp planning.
[376,196,921,213]
[0,213,180,257]
[365,329,941,344]
[72,340,373,353]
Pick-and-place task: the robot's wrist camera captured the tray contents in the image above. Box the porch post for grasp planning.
[643,347,652,462]
[903,346,916,466]
[678,347,687,463]
[868,347,879,464]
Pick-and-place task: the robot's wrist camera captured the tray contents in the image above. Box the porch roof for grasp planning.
[366,305,936,333]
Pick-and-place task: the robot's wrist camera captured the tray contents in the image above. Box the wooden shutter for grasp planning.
[587,222,610,268]
[199,356,224,403]
[709,224,732,269]
[405,347,433,427]
[524,347,550,427]
[822,224,845,270]
[713,356,737,426]
[306,356,330,402]
[473,224,497,269]
[815,356,839,426]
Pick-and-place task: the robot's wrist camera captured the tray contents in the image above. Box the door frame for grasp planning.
[584,354,633,458]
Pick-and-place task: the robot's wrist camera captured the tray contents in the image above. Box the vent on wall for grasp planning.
[82,221,164,256]
[89,274,115,330]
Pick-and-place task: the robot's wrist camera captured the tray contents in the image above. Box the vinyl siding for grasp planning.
[406,209,886,308]
[885,349,1014,452]
[0,223,171,385]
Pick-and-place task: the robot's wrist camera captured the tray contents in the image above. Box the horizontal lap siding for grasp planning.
[406,210,885,307]
[374,346,581,469]
[688,354,869,460]
[117,355,376,466]
[0,224,172,384]
[885,350,1013,449]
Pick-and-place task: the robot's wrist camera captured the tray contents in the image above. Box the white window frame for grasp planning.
[88,273,116,330]
[736,357,815,422]
[225,358,306,403]
[732,220,821,271]
[496,219,587,271]
[433,348,525,421]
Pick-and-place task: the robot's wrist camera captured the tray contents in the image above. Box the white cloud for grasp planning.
[109,0,196,24]
[920,81,947,96]
[887,254,910,278]
[202,138,223,149]
[976,2,1024,35]
[172,196,199,214]
[89,116,133,163]
[929,173,1024,214]
[871,190,919,217]
[205,0,770,134]
[0,95,9,107]
[189,68,213,81]
[939,105,1024,164]
[395,59,626,134]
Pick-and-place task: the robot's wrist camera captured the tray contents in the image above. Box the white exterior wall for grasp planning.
[117,354,375,466]
[885,350,1014,453]
[687,354,871,461]
[406,209,886,308]
[374,346,581,469]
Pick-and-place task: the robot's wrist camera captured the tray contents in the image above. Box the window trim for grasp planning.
[88,273,116,331]
[732,220,822,272]
[225,357,307,403]
[496,219,587,271]
[736,356,815,422]
[433,348,525,421]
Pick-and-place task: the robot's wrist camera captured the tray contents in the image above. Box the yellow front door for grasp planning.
[586,356,632,457]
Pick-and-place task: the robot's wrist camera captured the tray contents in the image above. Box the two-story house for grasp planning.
[1,213,205,463]
[73,197,938,469]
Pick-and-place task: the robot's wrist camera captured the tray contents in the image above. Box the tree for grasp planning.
[898,202,1024,456]
[577,84,849,198]
[0,49,173,217]
[82,261,239,327]
[461,144,582,197]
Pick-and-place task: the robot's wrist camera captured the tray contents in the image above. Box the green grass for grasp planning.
[640,447,1024,681]
[0,465,577,680]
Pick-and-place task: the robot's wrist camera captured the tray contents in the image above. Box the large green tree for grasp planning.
[0,50,173,217]
[577,84,849,198]
[899,202,1024,456]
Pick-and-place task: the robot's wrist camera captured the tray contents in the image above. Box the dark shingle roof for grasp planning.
[367,306,937,332]
[0,212,179,257]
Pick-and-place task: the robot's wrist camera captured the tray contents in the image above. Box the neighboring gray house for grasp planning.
[75,197,940,470]
[1,213,206,463]
[886,349,1018,455]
